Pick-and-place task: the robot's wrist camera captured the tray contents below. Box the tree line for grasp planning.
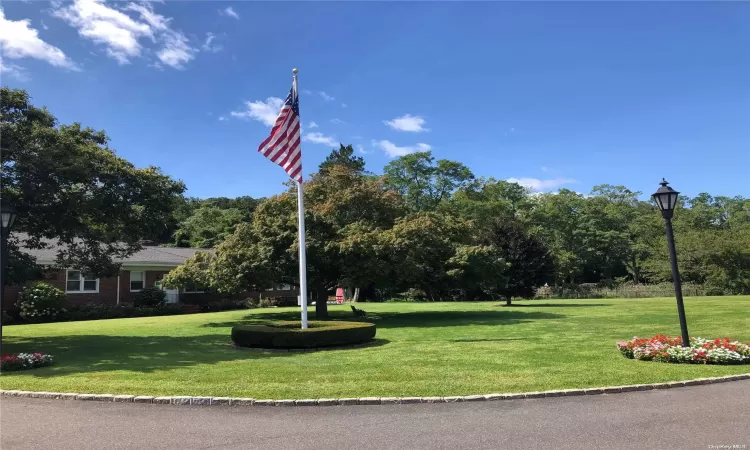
[3,87,749,318]
[163,145,750,318]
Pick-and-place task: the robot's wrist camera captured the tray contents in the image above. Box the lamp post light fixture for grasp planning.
[0,203,18,356]
[651,179,690,347]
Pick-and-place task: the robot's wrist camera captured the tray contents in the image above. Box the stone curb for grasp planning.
[2,373,748,407]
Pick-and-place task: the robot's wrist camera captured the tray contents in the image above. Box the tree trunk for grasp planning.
[315,287,329,319]
[505,296,512,306]
[352,287,360,303]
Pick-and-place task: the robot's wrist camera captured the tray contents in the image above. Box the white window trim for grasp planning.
[65,269,100,294]
[130,271,145,292]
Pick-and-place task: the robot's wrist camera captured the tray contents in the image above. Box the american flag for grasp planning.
[258,82,302,182]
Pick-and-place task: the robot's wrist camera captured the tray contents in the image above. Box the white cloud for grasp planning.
[201,32,222,53]
[53,0,195,68]
[0,9,78,70]
[54,0,151,64]
[220,6,239,19]
[0,58,30,81]
[218,115,227,121]
[506,177,578,192]
[156,29,195,69]
[301,89,312,95]
[373,140,431,158]
[319,91,335,101]
[356,144,370,155]
[383,114,429,132]
[303,132,338,147]
[125,2,169,31]
[308,121,318,128]
[330,118,346,125]
[541,166,550,173]
[230,97,283,126]
[341,103,347,108]
[40,20,49,30]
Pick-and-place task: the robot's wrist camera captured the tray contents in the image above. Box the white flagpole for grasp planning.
[293,68,309,329]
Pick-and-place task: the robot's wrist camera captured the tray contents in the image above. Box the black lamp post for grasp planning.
[1,203,18,355]
[651,179,690,347]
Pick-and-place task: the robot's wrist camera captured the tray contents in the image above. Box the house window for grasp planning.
[66,270,99,293]
[266,284,293,291]
[130,271,145,291]
[183,282,205,294]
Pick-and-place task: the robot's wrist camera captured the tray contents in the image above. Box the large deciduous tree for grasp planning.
[1,87,185,283]
[443,177,533,227]
[383,152,474,211]
[166,164,405,318]
[376,212,508,301]
[172,206,245,248]
[525,189,587,284]
[484,219,554,305]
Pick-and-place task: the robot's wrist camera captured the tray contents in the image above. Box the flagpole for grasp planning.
[293,68,309,329]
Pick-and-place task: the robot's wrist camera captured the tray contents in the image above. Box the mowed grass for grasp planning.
[1,297,749,399]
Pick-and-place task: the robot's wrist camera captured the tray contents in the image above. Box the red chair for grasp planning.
[335,287,345,304]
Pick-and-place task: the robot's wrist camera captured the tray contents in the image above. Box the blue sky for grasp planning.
[2,1,749,199]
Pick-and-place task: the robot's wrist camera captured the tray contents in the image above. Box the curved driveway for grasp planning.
[2,381,749,449]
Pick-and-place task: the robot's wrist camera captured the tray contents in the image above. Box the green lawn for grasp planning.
[1,297,749,399]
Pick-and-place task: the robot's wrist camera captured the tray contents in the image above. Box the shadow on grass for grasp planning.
[499,303,608,308]
[232,338,389,353]
[203,309,565,329]
[1,333,388,378]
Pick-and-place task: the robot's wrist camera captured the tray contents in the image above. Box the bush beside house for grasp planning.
[17,282,67,322]
[133,286,167,307]
[4,281,256,325]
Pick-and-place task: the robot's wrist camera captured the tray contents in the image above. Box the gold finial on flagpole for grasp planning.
[292,68,298,74]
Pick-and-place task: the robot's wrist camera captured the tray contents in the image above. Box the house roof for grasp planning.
[116,246,213,266]
[13,234,211,268]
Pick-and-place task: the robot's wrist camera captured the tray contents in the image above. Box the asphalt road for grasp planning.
[2,381,749,450]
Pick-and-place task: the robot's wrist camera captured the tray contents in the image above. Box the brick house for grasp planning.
[3,238,297,309]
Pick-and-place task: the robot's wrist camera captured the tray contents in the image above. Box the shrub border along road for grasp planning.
[2,374,748,407]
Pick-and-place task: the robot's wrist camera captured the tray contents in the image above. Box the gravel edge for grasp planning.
[2,373,748,407]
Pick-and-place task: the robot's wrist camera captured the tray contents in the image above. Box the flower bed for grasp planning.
[1,353,54,372]
[617,335,750,365]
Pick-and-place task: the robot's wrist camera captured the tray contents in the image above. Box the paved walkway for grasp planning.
[2,381,749,449]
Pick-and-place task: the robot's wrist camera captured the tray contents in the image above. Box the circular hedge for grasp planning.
[231,321,376,349]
